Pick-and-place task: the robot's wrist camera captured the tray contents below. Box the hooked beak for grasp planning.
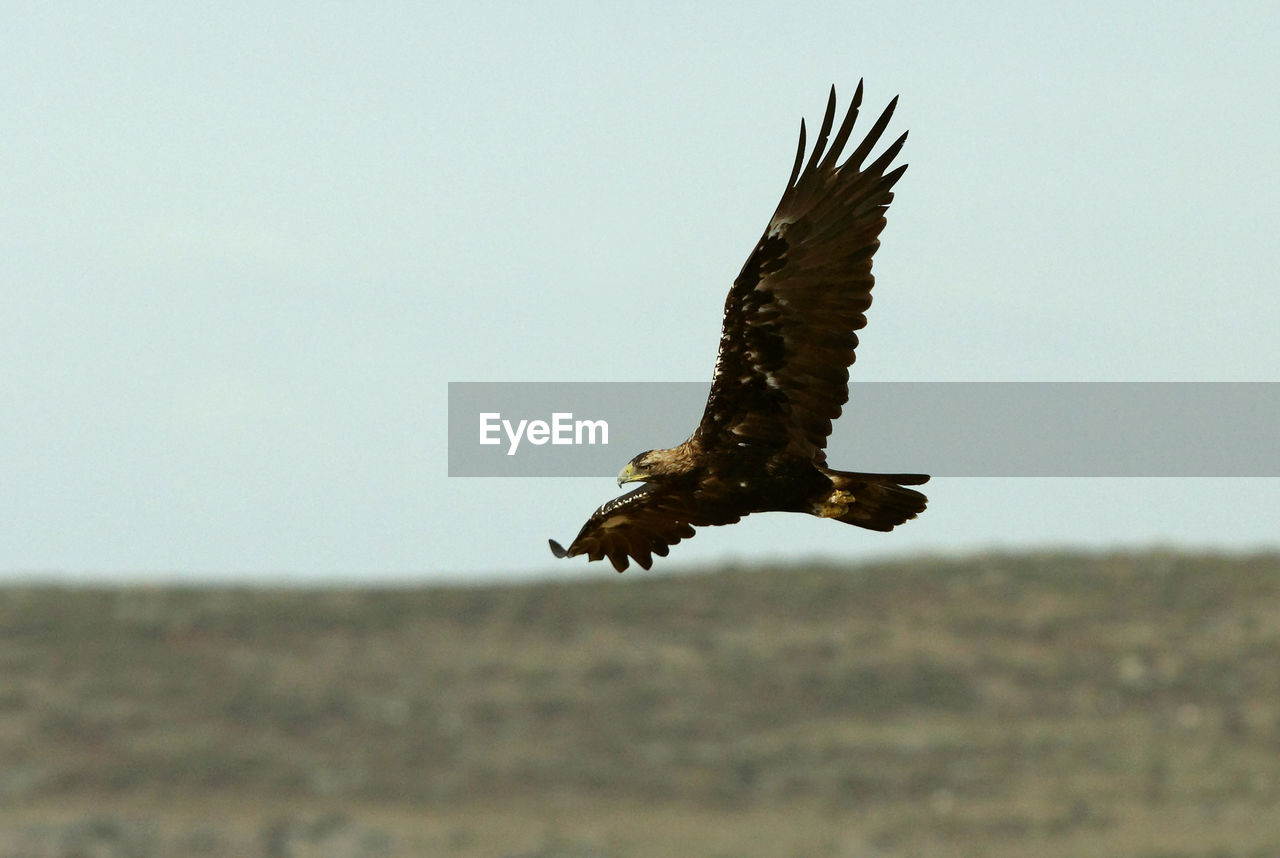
[617,462,637,488]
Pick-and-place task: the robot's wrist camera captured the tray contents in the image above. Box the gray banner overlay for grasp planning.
[448,382,1279,477]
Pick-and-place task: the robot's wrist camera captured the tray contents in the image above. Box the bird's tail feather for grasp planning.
[817,469,929,532]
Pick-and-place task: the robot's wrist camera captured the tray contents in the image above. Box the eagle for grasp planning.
[550,83,928,572]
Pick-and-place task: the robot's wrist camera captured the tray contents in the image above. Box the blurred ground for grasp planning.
[2,550,1279,857]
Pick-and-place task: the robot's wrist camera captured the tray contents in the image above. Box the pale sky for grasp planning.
[3,2,1278,582]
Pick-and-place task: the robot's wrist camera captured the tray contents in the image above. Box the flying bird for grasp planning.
[550,83,928,572]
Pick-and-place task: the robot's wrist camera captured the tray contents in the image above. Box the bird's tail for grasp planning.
[815,469,930,532]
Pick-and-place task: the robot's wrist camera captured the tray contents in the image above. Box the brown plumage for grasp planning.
[549,83,928,572]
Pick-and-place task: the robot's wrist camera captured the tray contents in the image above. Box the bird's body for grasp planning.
[550,83,929,572]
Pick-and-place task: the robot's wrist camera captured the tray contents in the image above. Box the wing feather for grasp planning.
[818,81,863,173]
[802,87,838,177]
[697,85,906,463]
[549,485,741,573]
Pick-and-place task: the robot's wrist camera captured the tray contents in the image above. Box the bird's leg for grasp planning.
[815,489,857,518]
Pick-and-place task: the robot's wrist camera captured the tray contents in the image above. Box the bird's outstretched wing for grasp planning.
[549,485,742,572]
[697,82,907,464]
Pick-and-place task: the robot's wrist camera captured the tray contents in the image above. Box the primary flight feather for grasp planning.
[550,83,928,572]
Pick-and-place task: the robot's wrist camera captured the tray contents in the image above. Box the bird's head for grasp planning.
[618,443,696,487]
[619,448,687,487]
[617,450,656,487]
